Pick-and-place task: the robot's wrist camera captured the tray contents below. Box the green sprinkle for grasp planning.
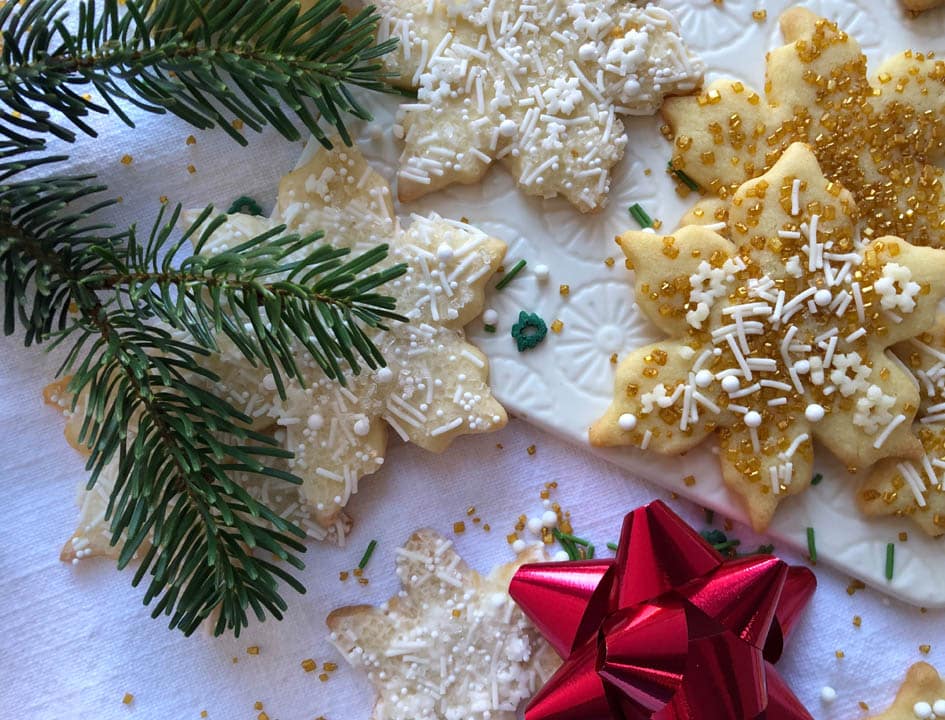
[885,543,895,581]
[668,161,700,191]
[586,544,595,560]
[483,324,497,334]
[495,259,527,290]
[227,195,264,216]
[701,529,728,546]
[704,508,715,525]
[511,311,547,352]
[806,527,817,564]
[606,542,619,552]
[628,203,653,229]
[358,539,378,570]
[757,544,775,555]
[556,531,591,547]
[811,473,824,486]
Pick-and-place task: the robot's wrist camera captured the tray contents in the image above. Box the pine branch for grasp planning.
[84,203,408,389]
[0,0,398,151]
[66,312,309,636]
[0,0,406,634]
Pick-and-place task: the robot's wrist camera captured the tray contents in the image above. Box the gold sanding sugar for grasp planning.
[550,320,564,333]
[120,155,133,166]
[453,521,466,534]
[122,693,133,705]
[921,644,932,654]
[301,659,317,672]
[247,646,260,655]
[527,445,537,455]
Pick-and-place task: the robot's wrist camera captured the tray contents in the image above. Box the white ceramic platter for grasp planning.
[339,0,945,607]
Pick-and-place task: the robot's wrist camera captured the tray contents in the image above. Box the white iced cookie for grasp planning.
[52,141,507,560]
[376,0,703,212]
[191,144,508,529]
[327,529,560,720]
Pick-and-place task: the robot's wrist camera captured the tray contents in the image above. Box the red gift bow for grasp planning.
[509,500,816,720]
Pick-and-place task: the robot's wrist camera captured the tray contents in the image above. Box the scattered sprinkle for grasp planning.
[836,650,845,659]
[629,202,654,229]
[550,319,564,333]
[358,540,378,570]
[846,579,866,595]
[227,196,264,216]
[852,615,862,628]
[858,701,869,712]
[920,644,932,654]
[186,135,197,145]
[122,693,134,705]
[495,259,527,290]
[247,646,260,656]
[301,658,317,673]
[187,164,197,174]
[453,521,466,534]
[806,527,817,564]
[885,542,895,581]
[511,311,548,351]
[606,542,619,552]
[668,160,700,191]
[559,284,570,296]
[704,508,715,525]
[120,154,133,166]
[526,445,537,456]
[811,473,823,486]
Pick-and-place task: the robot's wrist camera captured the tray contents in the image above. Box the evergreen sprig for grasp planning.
[0,0,398,150]
[0,0,404,635]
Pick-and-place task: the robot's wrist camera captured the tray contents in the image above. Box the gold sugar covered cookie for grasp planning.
[375,0,703,212]
[663,8,945,248]
[861,315,945,537]
[590,143,945,531]
[867,663,945,720]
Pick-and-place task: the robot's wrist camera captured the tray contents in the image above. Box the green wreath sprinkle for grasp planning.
[227,195,264,216]
[511,311,547,352]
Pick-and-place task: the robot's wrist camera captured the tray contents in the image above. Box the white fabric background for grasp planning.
[0,6,944,719]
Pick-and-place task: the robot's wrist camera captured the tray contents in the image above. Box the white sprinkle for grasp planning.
[695,369,714,388]
[483,309,499,325]
[913,701,932,719]
[431,417,464,437]
[873,414,907,449]
[821,687,837,704]
[641,429,652,450]
[814,288,832,306]
[534,264,550,281]
[846,328,867,343]
[744,411,762,428]
[805,404,826,423]
[791,179,801,216]
[618,413,637,431]
[541,510,558,528]
[552,550,571,562]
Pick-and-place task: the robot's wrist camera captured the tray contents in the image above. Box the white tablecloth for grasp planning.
[1,21,943,720]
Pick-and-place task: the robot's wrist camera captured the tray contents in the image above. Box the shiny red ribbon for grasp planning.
[509,501,815,720]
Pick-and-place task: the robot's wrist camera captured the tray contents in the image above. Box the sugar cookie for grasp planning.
[590,143,945,531]
[376,0,703,211]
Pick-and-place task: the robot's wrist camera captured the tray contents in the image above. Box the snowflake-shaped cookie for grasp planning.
[590,143,945,531]
[861,315,945,537]
[663,8,945,247]
[327,529,560,720]
[51,142,508,560]
[375,0,703,212]
[866,663,945,720]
